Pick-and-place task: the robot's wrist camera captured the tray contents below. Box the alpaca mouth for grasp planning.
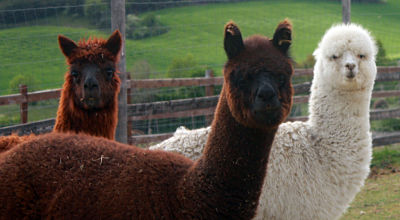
[81,97,101,108]
[344,69,358,80]
[252,108,281,126]
[346,72,356,79]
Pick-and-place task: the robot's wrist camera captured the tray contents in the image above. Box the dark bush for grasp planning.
[126,14,169,40]
[376,39,392,66]
[373,98,389,109]
[0,0,86,25]
[295,54,315,69]
[166,53,205,78]
[84,0,109,28]
[130,60,154,79]
[9,73,38,93]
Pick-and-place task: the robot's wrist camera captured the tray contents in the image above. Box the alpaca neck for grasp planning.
[54,94,117,140]
[308,79,372,141]
[180,89,277,218]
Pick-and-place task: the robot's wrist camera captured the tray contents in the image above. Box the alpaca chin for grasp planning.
[337,75,364,91]
[252,110,282,129]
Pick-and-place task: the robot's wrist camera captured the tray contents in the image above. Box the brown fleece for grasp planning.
[0,134,34,153]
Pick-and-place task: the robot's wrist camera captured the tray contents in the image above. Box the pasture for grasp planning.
[1,0,400,94]
[344,172,400,219]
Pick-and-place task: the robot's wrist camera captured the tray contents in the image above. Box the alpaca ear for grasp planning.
[105,30,122,56]
[224,21,245,59]
[272,18,292,55]
[58,35,78,58]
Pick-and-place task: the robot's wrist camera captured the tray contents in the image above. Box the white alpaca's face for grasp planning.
[314,24,377,91]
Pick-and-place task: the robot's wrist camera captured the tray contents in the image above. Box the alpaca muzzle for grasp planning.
[252,84,281,125]
[80,94,101,109]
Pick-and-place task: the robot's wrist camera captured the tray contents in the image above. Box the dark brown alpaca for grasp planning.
[0,20,293,219]
[54,30,121,139]
[0,31,121,154]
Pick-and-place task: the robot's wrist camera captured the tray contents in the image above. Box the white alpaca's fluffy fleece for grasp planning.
[150,126,211,159]
[150,23,377,220]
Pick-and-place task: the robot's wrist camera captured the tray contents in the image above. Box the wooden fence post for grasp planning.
[111,0,128,143]
[342,0,351,24]
[19,84,28,124]
[126,72,132,143]
[205,69,214,125]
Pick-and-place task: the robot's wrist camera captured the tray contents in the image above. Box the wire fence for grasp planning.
[0,0,400,140]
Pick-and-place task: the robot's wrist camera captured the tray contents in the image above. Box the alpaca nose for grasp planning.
[255,84,279,110]
[84,77,99,90]
[346,63,355,71]
[257,86,275,102]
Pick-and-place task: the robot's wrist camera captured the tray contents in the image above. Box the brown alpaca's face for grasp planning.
[58,31,122,111]
[68,60,119,110]
[223,20,294,129]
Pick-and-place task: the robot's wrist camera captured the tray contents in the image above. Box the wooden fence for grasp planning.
[1,66,400,147]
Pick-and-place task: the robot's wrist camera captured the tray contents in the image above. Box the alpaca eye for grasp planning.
[358,54,366,59]
[106,68,115,78]
[331,55,339,60]
[70,70,79,77]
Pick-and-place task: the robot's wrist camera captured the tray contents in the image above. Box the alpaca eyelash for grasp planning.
[358,54,366,59]
[331,55,339,60]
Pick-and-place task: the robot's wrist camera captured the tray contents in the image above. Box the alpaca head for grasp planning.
[223,19,294,130]
[313,24,377,91]
[58,30,122,111]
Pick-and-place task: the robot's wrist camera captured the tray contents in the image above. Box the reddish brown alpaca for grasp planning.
[0,134,34,153]
[0,31,121,153]
[54,30,121,139]
[0,20,293,219]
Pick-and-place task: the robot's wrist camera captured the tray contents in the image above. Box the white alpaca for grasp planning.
[150,23,377,220]
[151,126,211,159]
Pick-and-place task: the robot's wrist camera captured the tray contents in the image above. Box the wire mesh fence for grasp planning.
[0,0,399,140]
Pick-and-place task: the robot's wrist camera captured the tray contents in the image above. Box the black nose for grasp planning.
[255,84,279,110]
[256,84,276,102]
[346,63,355,71]
[84,77,99,90]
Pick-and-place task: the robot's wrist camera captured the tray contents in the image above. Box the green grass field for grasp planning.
[128,0,400,74]
[340,144,400,219]
[0,26,105,95]
[0,0,400,95]
[342,172,400,219]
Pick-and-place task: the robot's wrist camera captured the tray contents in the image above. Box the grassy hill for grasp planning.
[0,0,400,95]
[128,0,400,75]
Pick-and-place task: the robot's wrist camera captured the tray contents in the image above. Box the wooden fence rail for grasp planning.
[1,66,400,146]
[130,131,400,148]
[1,66,400,107]
[0,119,55,136]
